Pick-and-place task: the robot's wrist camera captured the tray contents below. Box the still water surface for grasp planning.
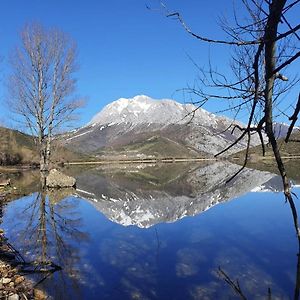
[1,162,300,299]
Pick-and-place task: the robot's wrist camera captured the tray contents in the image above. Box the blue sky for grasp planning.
[0,0,299,127]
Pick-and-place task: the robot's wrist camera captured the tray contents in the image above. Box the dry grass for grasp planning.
[0,126,89,166]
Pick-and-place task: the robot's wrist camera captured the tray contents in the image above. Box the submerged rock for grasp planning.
[47,188,76,203]
[46,169,76,188]
[34,288,47,300]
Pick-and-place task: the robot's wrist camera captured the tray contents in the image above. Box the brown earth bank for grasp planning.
[0,232,36,299]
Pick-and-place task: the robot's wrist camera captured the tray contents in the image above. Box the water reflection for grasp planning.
[74,161,281,228]
[1,161,300,299]
[3,187,89,298]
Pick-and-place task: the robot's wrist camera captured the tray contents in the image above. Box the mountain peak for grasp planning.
[66,95,263,157]
[114,95,153,112]
[88,95,216,127]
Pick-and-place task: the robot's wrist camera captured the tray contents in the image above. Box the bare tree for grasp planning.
[156,0,300,236]
[7,23,84,175]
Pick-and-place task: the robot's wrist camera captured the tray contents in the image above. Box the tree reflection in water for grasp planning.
[2,164,300,299]
[8,189,89,297]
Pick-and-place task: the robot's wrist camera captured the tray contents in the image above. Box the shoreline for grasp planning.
[1,158,218,171]
[0,165,38,173]
[60,155,300,166]
[0,155,299,170]
[230,155,300,161]
[0,235,35,299]
[65,157,218,165]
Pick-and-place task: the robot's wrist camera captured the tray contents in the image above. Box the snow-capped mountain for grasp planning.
[75,162,279,228]
[273,122,299,139]
[64,95,260,156]
[88,95,222,127]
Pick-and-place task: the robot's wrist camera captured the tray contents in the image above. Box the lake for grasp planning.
[1,161,300,299]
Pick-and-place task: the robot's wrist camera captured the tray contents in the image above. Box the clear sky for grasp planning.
[0,0,299,128]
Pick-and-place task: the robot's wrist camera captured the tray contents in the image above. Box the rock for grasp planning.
[14,275,25,285]
[2,277,11,284]
[46,169,76,188]
[0,261,6,267]
[0,179,10,186]
[47,188,75,204]
[34,288,47,300]
[8,294,19,300]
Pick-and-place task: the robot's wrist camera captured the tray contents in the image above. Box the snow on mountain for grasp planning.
[64,95,258,156]
[273,122,299,139]
[75,162,279,228]
[87,95,222,128]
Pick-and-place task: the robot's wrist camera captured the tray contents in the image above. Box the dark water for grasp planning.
[1,162,300,299]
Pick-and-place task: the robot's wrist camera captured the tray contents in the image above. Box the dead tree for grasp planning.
[7,23,84,175]
[158,0,300,238]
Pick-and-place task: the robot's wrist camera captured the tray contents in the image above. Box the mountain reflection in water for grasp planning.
[74,161,281,228]
[1,161,300,299]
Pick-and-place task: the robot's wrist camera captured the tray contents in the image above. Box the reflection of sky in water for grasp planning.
[2,188,300,300]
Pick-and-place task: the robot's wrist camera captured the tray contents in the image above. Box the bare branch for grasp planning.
[285,93,300,142]
[7,23,84,172]
[273,50,300,73]
[166,11,261,46]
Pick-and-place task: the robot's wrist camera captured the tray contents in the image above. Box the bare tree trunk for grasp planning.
[263,0,300,242]
[38,192,48,264]
[264,0,290,195]
[7,23,83,179]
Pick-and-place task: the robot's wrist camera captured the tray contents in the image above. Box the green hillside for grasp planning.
[231,131,300,182]
[94,136,204,159]
[232,131,300,160]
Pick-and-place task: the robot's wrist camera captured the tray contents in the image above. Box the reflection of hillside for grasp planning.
[101,163,205,196]
[240,159,300,184]
[70,162,204,197]
[0,170,40,201]
[75,162,279,228]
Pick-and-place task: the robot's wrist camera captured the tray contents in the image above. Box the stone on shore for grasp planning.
[8,294,19,300]
[0,179,11,187]
[46,169,76,188]
[34,288,47,300]
[1,277,11,284]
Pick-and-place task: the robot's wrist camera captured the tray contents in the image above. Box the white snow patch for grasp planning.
[76,189,95,196]
[66,129,94,141]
